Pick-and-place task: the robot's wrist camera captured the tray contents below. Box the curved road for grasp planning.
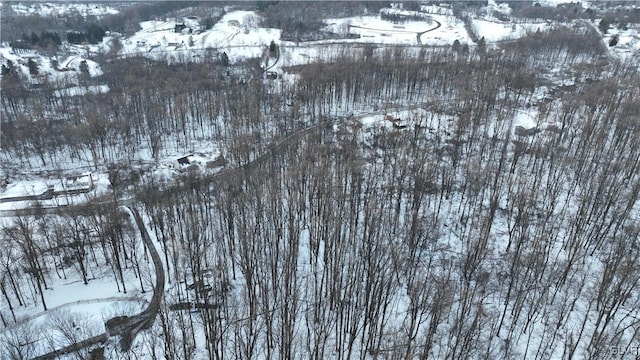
[416,19,441,45]
[104,207,165,351]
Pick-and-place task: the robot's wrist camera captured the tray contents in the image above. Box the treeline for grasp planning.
[380,9,431,23]
[66,24,106,45]
[7,24,106,51]
[100,1,221,36]
[0,12,107,43]
[10,31,61,51]
[511,2,594,21]
[508,1,640,26]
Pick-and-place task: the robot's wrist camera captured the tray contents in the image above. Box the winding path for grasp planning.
[104,207,165,351]
[416,19,441,45]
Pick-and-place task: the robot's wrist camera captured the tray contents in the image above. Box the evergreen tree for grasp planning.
[220,52,230,66]
[609,34,619,47]
[269,40,277,55]
[79,60,91,83]
[28,58,39,76]
[452,39,461,52]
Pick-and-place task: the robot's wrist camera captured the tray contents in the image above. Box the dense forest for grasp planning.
[1,2,640,359]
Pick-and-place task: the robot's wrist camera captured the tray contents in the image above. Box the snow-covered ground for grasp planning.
[0,213,152,358]
[117,7,475,66]
[119,11,281,63]
[470,18,552,42]
[600,23,640,64]
[2,3,639,359]
[421,14,473,45]
[0,45,105,87]
[53,84,111,97]
[325,16,434,45]
[324,13,471,46]
[0,3,590,86]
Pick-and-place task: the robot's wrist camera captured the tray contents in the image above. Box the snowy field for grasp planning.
[600,23,640,64]
[470,19,551,42]
[324,14,472,46]
[0,172,111,211]
[119,11,281,63]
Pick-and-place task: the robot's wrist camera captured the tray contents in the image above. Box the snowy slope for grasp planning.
[119,10,281,63]
[0,45,105,86]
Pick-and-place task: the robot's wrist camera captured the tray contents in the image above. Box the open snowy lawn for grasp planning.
[53,84,111,97]
[340,16,435,33]
[0,180,52,200]
[12,276,148,324]
[325,16,436,46]
[323,13,470,47]
[601,25,640,65]
[470,19,551,42]
[0,172,111,211]
[278,11,470,68]
[59,56,103,77]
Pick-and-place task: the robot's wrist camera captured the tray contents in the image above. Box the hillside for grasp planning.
[1,1,640,359]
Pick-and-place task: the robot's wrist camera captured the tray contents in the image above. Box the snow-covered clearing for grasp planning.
[420,14,473,45]
[599,23,640,66]
[53,84,110,97]
[120,10,281,63]
[324,14,471,46]
[470,18,552,42]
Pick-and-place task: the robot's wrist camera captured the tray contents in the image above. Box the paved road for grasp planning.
[416,19,442,45]
[104,207,165,351]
